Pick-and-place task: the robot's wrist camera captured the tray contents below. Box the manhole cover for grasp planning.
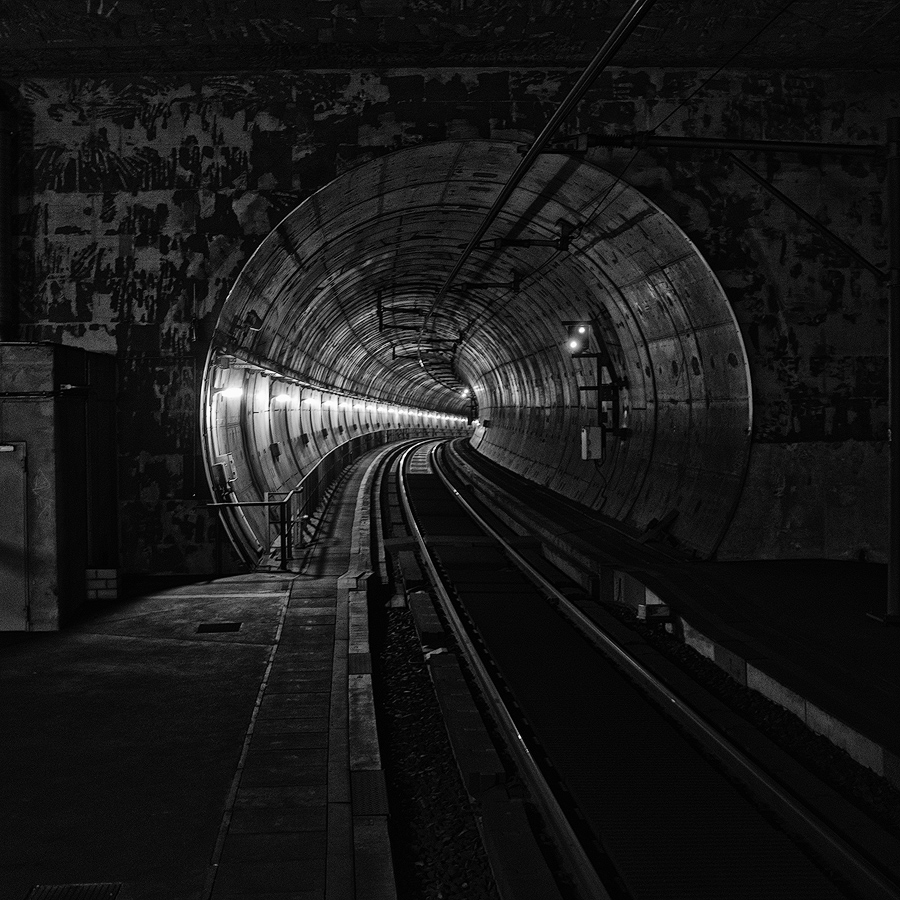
[196,622,242,633]
[27,886,121,900]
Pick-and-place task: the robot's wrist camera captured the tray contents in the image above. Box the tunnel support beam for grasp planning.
[547,133,881,157]
[887,117,900,624]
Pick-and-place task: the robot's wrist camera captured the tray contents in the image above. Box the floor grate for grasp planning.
[196,621,242,633]
[27,885,121,900]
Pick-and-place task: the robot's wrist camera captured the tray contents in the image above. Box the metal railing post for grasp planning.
[295,486,306,550]
[279,501,288,570]
[208,432,430,569]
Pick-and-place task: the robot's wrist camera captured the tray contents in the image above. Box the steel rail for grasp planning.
[433,442,900,900]
[396,441,614,900]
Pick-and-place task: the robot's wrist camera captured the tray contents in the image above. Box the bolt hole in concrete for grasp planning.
[202,140,751,563]
[196,622,243,633]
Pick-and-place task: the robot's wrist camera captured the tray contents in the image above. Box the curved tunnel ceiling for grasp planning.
[209,140,753,557]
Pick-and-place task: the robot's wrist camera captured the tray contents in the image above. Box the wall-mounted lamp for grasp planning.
[217,386,243,399]
[566,323,590,354]
[564,319,629,440]
[272,392,291,403]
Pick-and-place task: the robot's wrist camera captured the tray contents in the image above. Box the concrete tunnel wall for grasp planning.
[209,140,752,559]
[10,68,893,572]
[203,365,467,560]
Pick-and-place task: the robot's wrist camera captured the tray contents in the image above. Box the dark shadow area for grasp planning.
[701,559,887,615]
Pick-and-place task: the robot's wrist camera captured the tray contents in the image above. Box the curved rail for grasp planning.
[397,441,614,900]
[432,441,900,900]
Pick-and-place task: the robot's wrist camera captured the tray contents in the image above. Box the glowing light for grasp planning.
[272,393,291,403]
[568,340,580,350]
[577,325,587,334]
[218,387,243,399]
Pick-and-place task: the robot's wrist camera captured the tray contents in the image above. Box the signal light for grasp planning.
[566,322,591,355]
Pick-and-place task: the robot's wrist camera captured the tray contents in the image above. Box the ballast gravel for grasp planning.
[372,605,500,900]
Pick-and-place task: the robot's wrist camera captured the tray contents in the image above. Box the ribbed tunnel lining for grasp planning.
[203,140,752,560]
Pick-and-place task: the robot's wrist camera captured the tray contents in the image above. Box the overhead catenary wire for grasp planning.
[416,0,660,383]
[434,0,800,379]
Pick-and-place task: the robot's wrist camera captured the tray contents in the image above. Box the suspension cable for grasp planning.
[437,0,800,375]
[416,0,660,383]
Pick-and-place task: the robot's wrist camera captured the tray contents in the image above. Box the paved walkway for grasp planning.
[0,446,396,900]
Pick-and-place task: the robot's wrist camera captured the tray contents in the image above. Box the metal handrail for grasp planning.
[207,428,465,569]
[207,433,371,568]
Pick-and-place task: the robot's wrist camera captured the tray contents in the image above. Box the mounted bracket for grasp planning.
[470,220,575,253]
[566,319,628,436]
[528,131,881,157]
[464,271,522,293]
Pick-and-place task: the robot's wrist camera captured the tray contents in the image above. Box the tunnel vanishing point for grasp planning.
[204,141,751,564]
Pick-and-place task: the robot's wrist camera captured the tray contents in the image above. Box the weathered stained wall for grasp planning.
[9,66,897,570]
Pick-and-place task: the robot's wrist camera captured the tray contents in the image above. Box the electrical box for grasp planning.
[212,453,238,490]
[0,343,118,630]
[581,425,605,461]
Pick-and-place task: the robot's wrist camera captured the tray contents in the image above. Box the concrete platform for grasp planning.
[0,447,397,900]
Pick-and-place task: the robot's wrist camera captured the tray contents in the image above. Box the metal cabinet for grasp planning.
[0,343,117,630]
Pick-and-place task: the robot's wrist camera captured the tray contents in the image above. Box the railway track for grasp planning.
[385,438,900,900]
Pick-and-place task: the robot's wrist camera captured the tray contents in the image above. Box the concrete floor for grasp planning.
[0,461,378,900]
[0,575,290,898]
[2,448,897,899]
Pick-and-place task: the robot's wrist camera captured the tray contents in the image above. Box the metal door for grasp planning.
[0,442,28,629]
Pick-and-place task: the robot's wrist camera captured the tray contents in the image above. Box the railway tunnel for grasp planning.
[2,3,899,897]
[203,139,752,564]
